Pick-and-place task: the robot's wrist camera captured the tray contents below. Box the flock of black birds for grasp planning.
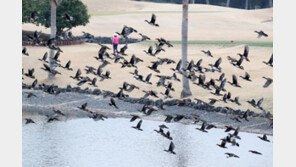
[23,12,272,158]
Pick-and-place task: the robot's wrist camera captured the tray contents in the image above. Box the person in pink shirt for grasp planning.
[112,33,119,55]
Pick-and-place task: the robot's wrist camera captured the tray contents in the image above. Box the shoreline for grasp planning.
[22,89,273,135]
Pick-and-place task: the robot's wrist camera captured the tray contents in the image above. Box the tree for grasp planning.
[245,0,249,9]
[181,0,192,98]
[22,0,90,33]
[206,0,210,5]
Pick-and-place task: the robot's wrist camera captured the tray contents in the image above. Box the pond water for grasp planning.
[23,118,272,167]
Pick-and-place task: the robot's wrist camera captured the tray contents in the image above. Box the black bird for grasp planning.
[41,64,61,76]
[139,33,151,41]
[174,115,185,122]
[145,13,159,27]
[170,73,180,81]
[85,66,96,74]
[95,66,103,77]
[249,150,262,155]
[62,12,73,22]
[165,115,173,123]
[231,56,244,70]
[262,77,273,88]
[225,126,235,132]
[24,118,35,124]
[25,92,36,98]
[24,68,35,79]
[154,44,166,56]
[109,98,118,109]
[53,108,65,116]
[196,122,208,133]
[206,124,217,130]
[225,153,239,158]
[240,110,250,121]
[116,25,137,39]
[143,46,154,57]
[89,78,97,87]
[164,141,176,154]
[28,79,38,89]
[161,89,172,99]
[240,72,251,81]
[147,61,160,73]
[255,30,268,38]
[258,134,270,142]
[52,50,61,62]
[216,73,225,82]
[159,124,169,129]
[237,45,250,61]
[163,131,173,140]
[144,73,152,84]
[63,60,73,71]
[156,38,173,47]
[217,139,227,148]
[22,47,29,56]
[119,44,128,55]
[89,112,108,121]
[100,71,111,81]
[229,127,241,140]
[247,98,264,110]
[154,127,165,134]
[130,114,140,122]
[232,96,241,105]
[195,59,204,73]
[77,77,90,86]
[27,11,39,22]
[78,103,89,112]
[228,75,241,87]
[47,115,59,123]
[208,57,222,72]
[201,50,213,57]
[231,117,242,123]
[209,98,218,105]
[131,120,143,131]
[170,60,182,73]
[38,52,48,63]
[263,54,273,67]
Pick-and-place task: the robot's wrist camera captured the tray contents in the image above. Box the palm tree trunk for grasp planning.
[49,0,57,79]
[181,0,192,98]
[226,0,230,7]
[192,0,195,4]
[206,0,210,5]
[245,0,249,10]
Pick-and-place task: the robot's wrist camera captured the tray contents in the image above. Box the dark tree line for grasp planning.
[134,0,273,9]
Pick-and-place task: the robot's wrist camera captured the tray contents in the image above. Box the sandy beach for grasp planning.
[22,2,273,113]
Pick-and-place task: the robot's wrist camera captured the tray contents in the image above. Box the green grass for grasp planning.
[89,10,224,16]
[139,40,273,47]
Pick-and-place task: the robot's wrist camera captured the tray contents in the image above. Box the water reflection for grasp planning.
[23,118,272,167]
